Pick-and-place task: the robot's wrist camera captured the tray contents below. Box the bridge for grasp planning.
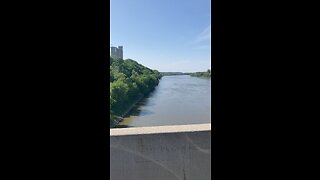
[110,123,211,180]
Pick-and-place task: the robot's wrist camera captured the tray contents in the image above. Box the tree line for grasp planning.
[160,72,191,76]
[160,70,211,78]
[190,69,211,78]
[110,57,162,126]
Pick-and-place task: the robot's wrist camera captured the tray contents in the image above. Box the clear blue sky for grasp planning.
[110,0,211,72]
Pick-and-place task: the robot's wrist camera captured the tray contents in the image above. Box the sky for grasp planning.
[110,0,211,72]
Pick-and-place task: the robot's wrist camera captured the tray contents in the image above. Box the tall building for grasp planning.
[110,46,123,59]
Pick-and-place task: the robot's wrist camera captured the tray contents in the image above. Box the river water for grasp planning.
[116,75,211,128]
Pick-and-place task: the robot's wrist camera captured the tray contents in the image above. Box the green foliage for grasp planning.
[190,69,211,78]
[160,72,191,76]
[110,57,162,125]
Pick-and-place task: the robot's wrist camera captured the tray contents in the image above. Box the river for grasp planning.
[115,75,211,128]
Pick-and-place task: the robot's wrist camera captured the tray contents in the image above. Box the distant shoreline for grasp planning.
[160,70,211,78]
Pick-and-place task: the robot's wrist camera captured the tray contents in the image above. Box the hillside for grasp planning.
[110,57,162,126]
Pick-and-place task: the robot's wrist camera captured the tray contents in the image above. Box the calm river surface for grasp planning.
[116,75,211,128]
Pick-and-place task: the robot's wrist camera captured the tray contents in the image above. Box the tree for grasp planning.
[109,57,162,125]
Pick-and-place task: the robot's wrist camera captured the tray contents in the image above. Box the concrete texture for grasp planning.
[110,123,211,180]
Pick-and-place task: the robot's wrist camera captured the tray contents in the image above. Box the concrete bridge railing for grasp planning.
[110,123,211,180]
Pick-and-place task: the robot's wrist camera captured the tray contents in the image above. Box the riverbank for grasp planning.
[110,57,162,128]
[110,94,144,128]
[190,70,211,78]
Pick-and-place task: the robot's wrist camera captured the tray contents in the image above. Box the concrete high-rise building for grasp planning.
[110,46,123,59]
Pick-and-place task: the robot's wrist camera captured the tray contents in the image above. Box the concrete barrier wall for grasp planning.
[110,124,211,180]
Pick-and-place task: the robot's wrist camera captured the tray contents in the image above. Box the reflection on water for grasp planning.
[114,124,133,128]
[116,75,211,128]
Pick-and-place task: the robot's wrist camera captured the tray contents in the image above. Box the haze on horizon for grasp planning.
[111,0,211,73]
